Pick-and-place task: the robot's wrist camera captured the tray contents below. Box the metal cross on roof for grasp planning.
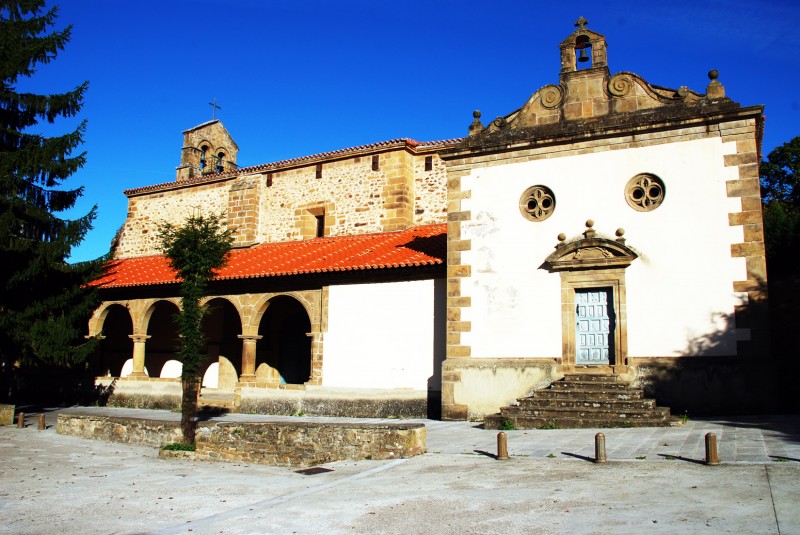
[574,16,588,30]
[209,98,222,119]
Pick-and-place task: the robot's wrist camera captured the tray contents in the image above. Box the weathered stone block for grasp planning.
[0,404,14,426]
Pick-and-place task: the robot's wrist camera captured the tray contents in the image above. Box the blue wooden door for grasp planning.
[575,289,613,365]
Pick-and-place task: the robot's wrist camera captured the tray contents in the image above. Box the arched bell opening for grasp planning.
[575,35,593,70]
[201,298,243,390]
[257,295,312,385]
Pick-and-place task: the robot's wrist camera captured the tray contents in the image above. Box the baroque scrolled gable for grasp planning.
[464,17,735,145]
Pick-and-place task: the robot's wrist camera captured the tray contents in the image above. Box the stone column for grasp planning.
[307,332,323,385]
[128,334,151,378]
[237,334,262,382]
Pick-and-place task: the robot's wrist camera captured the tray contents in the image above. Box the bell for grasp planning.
[578,48,589,63]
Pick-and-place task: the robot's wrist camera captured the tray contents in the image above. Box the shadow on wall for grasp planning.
[426,278,447,419]
[636,277,799,417]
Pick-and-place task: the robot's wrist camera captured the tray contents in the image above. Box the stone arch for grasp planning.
[88,301,133,337]
[201,297,244,390]
[92,303,133,378]
[256,294,313,385]
[144,300,181,379]
[139,298,181,335]
[248,291,316,334]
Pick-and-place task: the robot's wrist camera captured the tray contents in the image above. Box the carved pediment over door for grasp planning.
[543,221,637,272]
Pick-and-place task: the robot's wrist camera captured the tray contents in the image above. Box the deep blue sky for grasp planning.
[17,0,800,262]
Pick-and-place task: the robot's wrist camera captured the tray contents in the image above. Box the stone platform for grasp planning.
[56,411,425,467]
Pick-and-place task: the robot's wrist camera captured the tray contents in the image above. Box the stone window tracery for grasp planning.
[519,185,556,222]
[625,173,665,212]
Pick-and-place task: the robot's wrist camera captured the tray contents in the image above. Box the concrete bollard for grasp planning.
[594,432,607,464]
[497,432,509,460]
[37,414,46,431]
[705,433,720,466]
[17,412,24,428]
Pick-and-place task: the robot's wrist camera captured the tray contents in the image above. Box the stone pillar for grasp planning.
[128,334,151,378]
[307,332,323,385]
[237,334,262,382]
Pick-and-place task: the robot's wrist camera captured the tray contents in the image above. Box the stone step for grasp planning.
[485,373,673,430]
[550,381,633,391]
[484,414,674,430]
[528,389,645,400]
[498,405,671,420]
[516,397,656,410]
[562,373,624,383]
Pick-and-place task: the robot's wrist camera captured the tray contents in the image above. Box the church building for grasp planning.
[88,20,768,420]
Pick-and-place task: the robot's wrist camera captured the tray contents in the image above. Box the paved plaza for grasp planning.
[1,407,799,534]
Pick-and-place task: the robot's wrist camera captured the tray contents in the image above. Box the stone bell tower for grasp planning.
[176,120,239,181]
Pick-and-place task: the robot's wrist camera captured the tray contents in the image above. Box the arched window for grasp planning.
[216,152,225,173]
[200,145,209,169]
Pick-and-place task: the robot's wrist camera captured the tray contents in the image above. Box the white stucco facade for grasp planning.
[323,279,442,390]
[460,136,747,361]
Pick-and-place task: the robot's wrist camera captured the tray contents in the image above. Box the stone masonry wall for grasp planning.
[57,413,426,467]
[193,421,426,467]
[56,413,183,448]
[116,150,447,259]
[116,182,228,258]
[414,154,448,226]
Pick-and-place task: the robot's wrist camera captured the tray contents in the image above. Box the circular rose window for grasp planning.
[519,185,556,221]
[625,173,665,212]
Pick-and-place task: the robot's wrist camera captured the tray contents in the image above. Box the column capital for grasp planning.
[128,334,151,343]
[237,334,263,342]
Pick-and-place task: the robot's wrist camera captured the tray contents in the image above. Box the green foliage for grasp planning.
[761,137,800,205]
[161,442,196,452]
[158,212,233,444]
[158,213,233,378]
[499,417,516,430]
[0,1,100,369]
[761,136,800,277]
[539,422,559,430]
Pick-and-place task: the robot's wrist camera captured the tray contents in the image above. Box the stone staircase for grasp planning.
[484,373,677,429]
[198,389,240,414]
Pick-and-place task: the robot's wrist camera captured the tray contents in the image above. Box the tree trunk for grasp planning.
[181,376,199,444]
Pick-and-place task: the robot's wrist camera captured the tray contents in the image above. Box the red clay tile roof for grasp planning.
[91,224,446,289]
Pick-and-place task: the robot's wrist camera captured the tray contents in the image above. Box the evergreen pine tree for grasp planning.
[0,1,99,372]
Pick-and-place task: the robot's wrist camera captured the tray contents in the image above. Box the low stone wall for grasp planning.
[237,386,429,419]
[56,413,183,447]
[57,413,426,467]
[194,421,425,467]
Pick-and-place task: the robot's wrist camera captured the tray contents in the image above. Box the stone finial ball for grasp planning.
[585,219,594,228]
[557,233,567,241]
[473,110,481,119]
[616,228,625,237]
[708,69,719,81]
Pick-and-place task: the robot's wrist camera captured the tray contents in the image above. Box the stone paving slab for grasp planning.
[1,417,800,535]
